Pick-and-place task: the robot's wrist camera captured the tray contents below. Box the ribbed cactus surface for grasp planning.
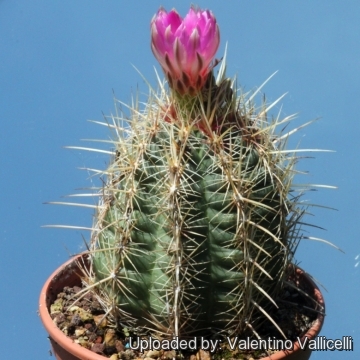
[88,72,300,339]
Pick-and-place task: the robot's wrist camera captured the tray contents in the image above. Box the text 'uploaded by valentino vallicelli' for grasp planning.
[128,336,354,353]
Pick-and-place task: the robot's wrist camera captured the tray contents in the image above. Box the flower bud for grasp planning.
[151,6,220,95]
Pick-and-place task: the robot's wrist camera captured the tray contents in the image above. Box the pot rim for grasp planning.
[39,254,325,360]
[39,254,107,360]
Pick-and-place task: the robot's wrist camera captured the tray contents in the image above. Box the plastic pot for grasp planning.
[39,254,325,360]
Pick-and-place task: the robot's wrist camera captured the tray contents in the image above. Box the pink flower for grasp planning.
[151,6,220,95]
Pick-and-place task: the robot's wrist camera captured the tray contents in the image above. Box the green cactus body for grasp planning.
[88,72,300,339]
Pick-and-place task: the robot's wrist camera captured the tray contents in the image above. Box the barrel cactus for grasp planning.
[79,6,312,341]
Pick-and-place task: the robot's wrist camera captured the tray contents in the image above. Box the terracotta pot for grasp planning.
[39,254,325,360]
[39,254,106,360]
[260,266,325,360]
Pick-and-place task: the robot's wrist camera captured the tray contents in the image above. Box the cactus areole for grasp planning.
[61,5,325,352]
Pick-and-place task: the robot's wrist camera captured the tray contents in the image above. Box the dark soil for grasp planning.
[49,268,322,360]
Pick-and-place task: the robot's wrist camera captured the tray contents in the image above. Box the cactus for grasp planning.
[58,6,326,343]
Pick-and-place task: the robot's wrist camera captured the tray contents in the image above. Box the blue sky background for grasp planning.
[1,1,359,359]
